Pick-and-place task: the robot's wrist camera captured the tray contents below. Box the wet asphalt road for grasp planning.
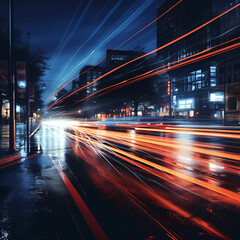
[0,121,240,240]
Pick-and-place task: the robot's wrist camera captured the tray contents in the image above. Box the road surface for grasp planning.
[1,120,240,239]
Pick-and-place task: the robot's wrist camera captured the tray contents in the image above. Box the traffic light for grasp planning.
[16,61,26,97]
[0,61,8,87]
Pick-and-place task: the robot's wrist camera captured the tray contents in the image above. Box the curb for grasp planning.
[0,152,22,166]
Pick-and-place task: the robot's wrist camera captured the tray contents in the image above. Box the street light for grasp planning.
[8,0,16,152]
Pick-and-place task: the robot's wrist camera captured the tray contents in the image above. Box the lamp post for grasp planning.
[26,33,30,154]
[9,0,16,152]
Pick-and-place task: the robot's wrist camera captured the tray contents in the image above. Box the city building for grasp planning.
[214,0,240,124]
[0,61,8,123]
[157,0,240,122]
[72,80,79,90]
[106,49,140,70]
[79,65,105,98]
[104,49,152,117]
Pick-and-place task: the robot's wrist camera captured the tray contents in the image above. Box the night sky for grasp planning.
[0,0,163,104]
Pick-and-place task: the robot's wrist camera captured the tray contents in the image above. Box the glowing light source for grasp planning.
[210,92,224,102]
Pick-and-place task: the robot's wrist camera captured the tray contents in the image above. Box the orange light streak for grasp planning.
[73,40,240,104]
[65,129,227,238]
[47,0,183,102]
[136,127,240,140]
[110,153,227,239]
[47,3,240,109]
[70,125,240,175]
[72,127,240,175]
[65,129,240,204]
[47,124,239,238]
[51,157,109,240]
[166,127,240,134]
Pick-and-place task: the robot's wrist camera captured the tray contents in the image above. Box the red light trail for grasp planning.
[41,120,240,239]
[51,156,109,240]
[47,2,240,110]
[60,122,240,239]
[72,38,240,105]
[47,0,183,102]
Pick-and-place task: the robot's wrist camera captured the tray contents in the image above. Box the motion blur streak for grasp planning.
[51,157,109,240]
[49,0,93,68]
[64,123,240,239]
[109,154,226,240]
[43,120,240,239]
[136,127,240,140]
[47,0,182,102]
[53,0,124,89]
[47,2,240,109]
[47,0,155,101]
[73,39,240,105]
[112,0,183,53]
[166,127,240,134]
[67,126,240,204]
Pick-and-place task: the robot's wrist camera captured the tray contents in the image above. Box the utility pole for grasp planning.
[26,32,30,154]
[9,0,15,152]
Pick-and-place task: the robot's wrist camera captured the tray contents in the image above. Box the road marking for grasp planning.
[50,155,109,240]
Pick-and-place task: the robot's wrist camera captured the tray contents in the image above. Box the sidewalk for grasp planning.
[0,128,93,240]
[0,123,40,166]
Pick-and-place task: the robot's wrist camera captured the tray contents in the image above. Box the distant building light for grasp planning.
[16,105,20,113]
[209,92,224,102]
[179,98,194,109]
[167,80,171,95]
[179,100,186,105]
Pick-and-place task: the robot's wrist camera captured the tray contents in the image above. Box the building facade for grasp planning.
[106,49,140,70]
[157,0,240,122]
[214,0,240,124]
[79,65,105,98]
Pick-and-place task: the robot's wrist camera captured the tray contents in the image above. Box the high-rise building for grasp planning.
[106,49,140,70]
[156,0,240,122]
[79,65,105,98]
[72,80,79,90]
[213,0,240,124]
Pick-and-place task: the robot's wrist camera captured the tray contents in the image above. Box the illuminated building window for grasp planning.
[178,98,194,109]
[192,84,195,91]
[210,78,216,87]
[209,92,224,102]
[197,81,201,89]
[210,66,216,77]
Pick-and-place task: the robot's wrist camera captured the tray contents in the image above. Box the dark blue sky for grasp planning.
[0,0,163,103]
